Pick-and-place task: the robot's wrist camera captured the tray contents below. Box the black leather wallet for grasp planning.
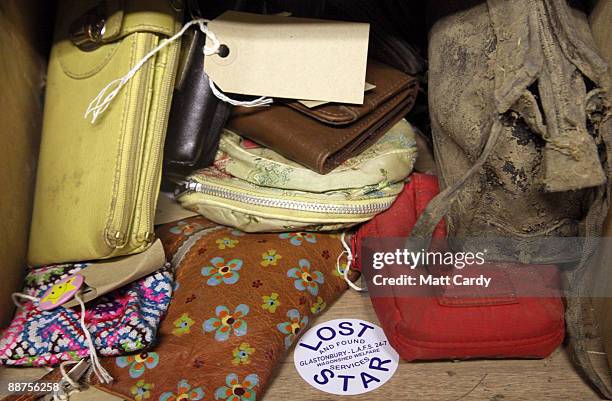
[164,22,232,169]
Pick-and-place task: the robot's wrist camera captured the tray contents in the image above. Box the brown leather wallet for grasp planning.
[227,60,419,174]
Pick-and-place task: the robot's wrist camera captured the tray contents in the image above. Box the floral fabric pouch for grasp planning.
[0,264,173,366]
[95,216,355,401]
[175,119,417,233]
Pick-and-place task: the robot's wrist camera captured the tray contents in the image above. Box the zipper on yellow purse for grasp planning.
[133,31,180,246]
[104,33,155,249]
[177,180,396,217]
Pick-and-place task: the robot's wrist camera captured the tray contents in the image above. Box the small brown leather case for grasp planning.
[227,60,418,174]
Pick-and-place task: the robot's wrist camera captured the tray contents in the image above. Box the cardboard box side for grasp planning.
[0,0,49,327]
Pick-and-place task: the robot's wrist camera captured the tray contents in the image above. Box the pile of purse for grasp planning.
[172,57,421,232]
[23,0,424,263]
[176,119,416,232]
[4,0,612,399]
[164,20,422,231]
[3,0,424,388]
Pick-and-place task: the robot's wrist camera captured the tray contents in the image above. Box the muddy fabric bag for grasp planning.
[420,0,611,261]
[419,0,611,395]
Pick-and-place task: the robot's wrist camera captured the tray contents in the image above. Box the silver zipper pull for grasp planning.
[174,180,201,198]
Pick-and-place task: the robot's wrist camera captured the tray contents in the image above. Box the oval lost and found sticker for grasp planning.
[293,318,399,396]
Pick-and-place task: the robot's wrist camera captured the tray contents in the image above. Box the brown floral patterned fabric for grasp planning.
[95,217,354,401]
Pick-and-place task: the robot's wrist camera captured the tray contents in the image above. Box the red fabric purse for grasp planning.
[353,173,564,360]
[353,173,446,268]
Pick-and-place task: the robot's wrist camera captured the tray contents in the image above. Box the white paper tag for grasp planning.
[294,318,399,395]
[205,11,370,104]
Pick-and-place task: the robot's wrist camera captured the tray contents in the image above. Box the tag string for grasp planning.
[208,79,273,107]
[85,18,272,123]
[11,292,114,384]
[337,232,365,292]
[74,293,113,383]
[11,293,39,308]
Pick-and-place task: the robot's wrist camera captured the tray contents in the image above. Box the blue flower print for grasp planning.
[287,259,324,296]
[201,257,242,286]
[115,352,159,379]
[214,373,259,401]
[204,304,249,341]
[277,309,309,349]
[278,232,317,246]
[159,379,204,401]
[169,221,203,236]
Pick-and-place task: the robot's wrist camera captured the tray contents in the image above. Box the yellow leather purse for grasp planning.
[28,0,182,265]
